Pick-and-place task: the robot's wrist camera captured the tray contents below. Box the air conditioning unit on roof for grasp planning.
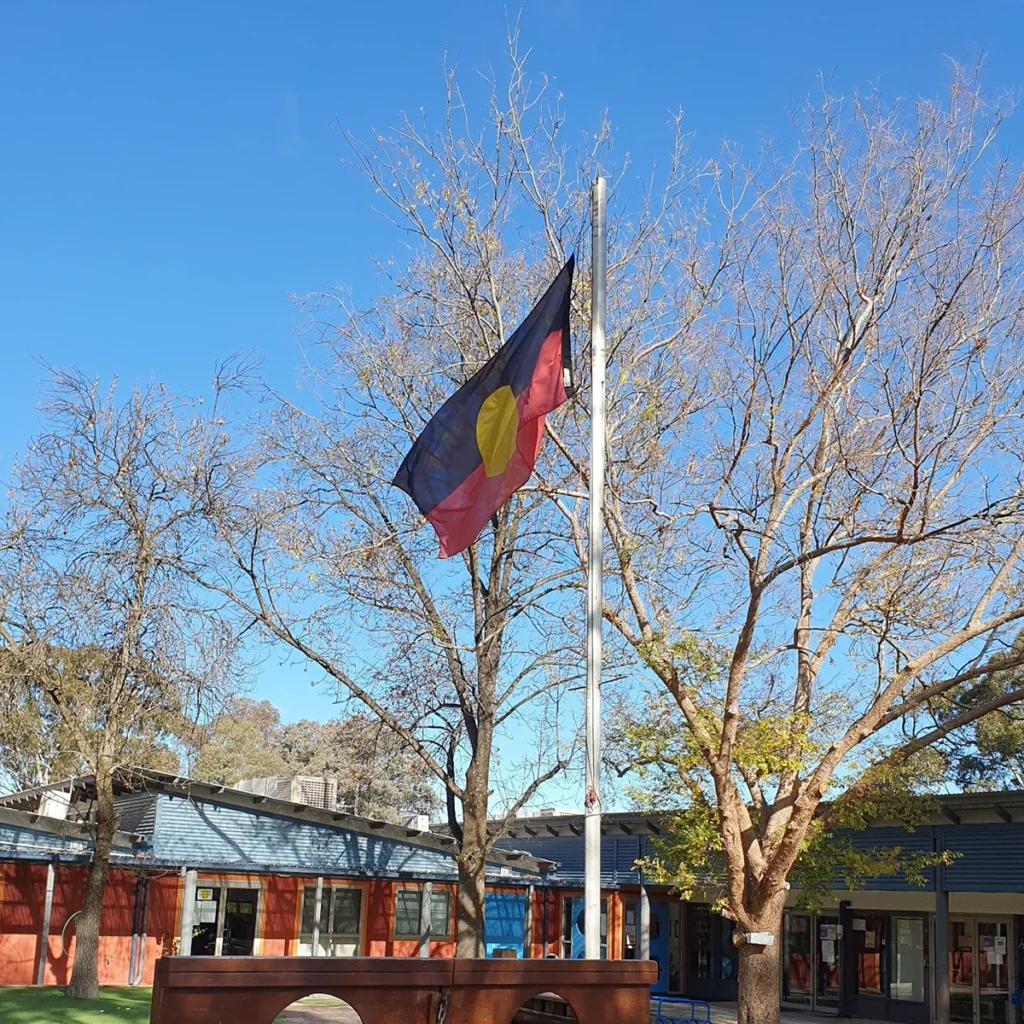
[235,776,338,811]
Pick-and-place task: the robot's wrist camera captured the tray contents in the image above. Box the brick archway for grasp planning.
[150,957,657,1024]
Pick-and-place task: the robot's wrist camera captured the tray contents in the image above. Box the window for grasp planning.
[854,916,886,997]
[691,904,712,980]
[300,886,330,937]
[688,904,736,983]
[332,889,362,936]
[394,888,451,939]
[298,885,363,956]
[560,897,608,958]
[890,917,925,1003]
[623,900,637,959]
[430,890,452,937]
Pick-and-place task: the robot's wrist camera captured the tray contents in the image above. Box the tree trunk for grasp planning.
[454,758,490,957]
[67,766,117,999]
[455,851,487,957]
[735,893,787,1024]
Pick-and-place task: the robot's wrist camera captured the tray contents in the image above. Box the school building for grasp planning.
[0,769,1021,1024]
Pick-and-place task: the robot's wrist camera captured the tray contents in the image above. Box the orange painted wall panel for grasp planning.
[0,859,579,986]
[364,879,457,958]
[0,862,46,985]
[261,874,301,956]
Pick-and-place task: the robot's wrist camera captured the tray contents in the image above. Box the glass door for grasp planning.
[948,917,1013,1024]
[949,918,976,1024]
[782,912,813,1006]
[816,915,841,1011]
[221,888,258,955]
[977,920,1010,1024]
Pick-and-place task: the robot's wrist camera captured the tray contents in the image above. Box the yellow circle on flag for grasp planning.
[476,385,519,478]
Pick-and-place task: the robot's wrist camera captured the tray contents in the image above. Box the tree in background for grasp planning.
[277,716,439,820]
[553,69,1024,1024]
[0,671,81,790]
[937,638,1024,790]
[188,698,439,821]
[0,368,243,999]
[190,697,288,784]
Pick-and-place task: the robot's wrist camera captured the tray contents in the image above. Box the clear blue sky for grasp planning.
[2,1,1023,732]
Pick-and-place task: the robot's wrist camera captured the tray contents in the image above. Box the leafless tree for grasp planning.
[552,70,1024,1023]
[0,367,245,998]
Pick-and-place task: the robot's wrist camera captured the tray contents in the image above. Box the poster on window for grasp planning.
[821,940,836,964]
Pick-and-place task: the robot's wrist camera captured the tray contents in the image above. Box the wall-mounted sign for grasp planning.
[196,888,215,902]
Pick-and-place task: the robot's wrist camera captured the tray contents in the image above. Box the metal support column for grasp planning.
[311,876,324,957]
[178,869,198,956]
[35,861,56,986]
[838,899,852,1017]
[419,882,433,958]
[135,879,151,985]
[639,885,651,961]
[128,876,143,985]
[542,890,550,958]
[935,888,950,1024]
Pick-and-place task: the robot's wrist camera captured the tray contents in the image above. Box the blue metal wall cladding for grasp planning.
[0,822,94,859]
[937,823,1024,892]
[484,892,525,956]
[153,793,475,877]
[494,835,655,885]
[831,826,937,892]
[504,821,1024,894]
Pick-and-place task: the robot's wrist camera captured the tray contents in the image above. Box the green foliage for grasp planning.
[790,762,955,909]
[0,645,187,792]
[614,693,955,911]
[938,646,1024,790]
[191,698,287,785]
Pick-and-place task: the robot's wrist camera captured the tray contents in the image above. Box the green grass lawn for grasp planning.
[0,987,153,1024]
[0,987,345,1023]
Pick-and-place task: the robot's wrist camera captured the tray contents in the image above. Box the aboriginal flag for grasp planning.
[392,256,575,558]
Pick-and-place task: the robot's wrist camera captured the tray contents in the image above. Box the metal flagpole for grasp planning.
[584,175,607,960]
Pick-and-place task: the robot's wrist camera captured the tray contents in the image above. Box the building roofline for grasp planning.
[0,804,142,848]
[0,768,555,876]
[495,789,1024,837]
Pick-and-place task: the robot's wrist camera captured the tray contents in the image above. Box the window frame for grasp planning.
[560,895,609,959]
[393,887,453,940]
[888,915,927,1004]
[298,882,365,949]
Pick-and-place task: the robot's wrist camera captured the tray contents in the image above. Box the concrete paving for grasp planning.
[274,995,887,1024]
[653,1001,886,1024]
[276,998,362,1023]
